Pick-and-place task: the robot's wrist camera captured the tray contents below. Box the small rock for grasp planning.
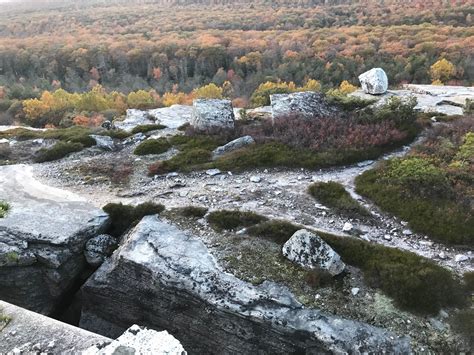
[47,340,56,349]
[438,252,447,259]
[439,310,449,319]
[250,176,262,183]
[351,288,360,296]
[419,241,433,247]
[206,169,221,176]
[89,135,116,151]
[212,136,255,160]
[84,234,118,267]
[342,222,353,232]
[166,172,179,178]
[402,229,413,236]
[454,254,469,263]
[383,234,392,241]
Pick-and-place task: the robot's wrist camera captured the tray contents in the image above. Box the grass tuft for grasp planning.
[207,210,267,231]
[131,124,167,134]
[0,201,9,218]
[134,138,171,156]
[308,181,369,218]
[247,220,300,244]
[176,206,208,218]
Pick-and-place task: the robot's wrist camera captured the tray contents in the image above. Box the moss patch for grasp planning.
[131,124,166,134]
[207,210,267,231]
[0,201,9,218]
[247,220,300,244]
[308,181,369,218]
[175,206,208,218]
[134,138,171,156]
[103,202,165,237]
[35,141,84,162]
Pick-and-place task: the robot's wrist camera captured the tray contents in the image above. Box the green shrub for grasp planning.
[247,220,300,244]
[450,309,474,345]
[356,166,473,245]
[207,210,267,231]
[131,124,167,134]
[134,138,171,155]
[318,231,465,314]
[35,141,84,162]
[0,201,9,218]
[308,181,369,217]
[176,206,208,218]
[103,202,165,237]
[360,96,418,126]
[101,129,132,140]
[326,92,376,111]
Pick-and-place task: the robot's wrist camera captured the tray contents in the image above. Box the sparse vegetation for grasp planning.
[308,181,369,218]
[131,124,167,134]
[134,138,171,156]
[207,210,267,231]
[0,201,9,218]
[0,309,12,330]
[356,117,474,246]
[103,202,165,237]
[247,220,300,244]
[78,159,134,185]
[176,206,208,218]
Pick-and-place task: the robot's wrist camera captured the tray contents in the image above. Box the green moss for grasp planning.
[326,92,376,111]
[308,181,369,218]
[176,206,208,218]
[0,201,9,218]
[207,210,267,231]
[134,138,171,155]
[101,129,132,140]
[35,141,84,162]
[103,202,165,237]
[5,252,19,263]
[247,220,300,244]
[131,124,167,134]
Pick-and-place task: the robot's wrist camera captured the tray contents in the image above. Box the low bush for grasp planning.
[0,201,9,218]
[308,181,369,218]
[176,206,208,218]
[131,124,167,134]
[35,141,84,162]
[102,202,165,237]
[207,210,267,231]
[247,220,300,244]
[450,309,474,346]
[134,138,171,156]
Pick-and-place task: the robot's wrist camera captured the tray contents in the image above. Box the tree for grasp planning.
[193,83,223,99]
[127,90,155,109]
[429,59,456,84]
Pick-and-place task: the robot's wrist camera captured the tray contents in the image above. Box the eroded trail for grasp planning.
[29,138,472,275]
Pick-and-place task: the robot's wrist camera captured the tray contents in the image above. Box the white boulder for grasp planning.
[282,229,345,276]
[359,68,388,95]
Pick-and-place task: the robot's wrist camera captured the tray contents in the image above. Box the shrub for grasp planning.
[103,202,165,237]
[450,309,474,345]
[0,201,9,218]
[35,141,84,162]
[134,138,171,156]
[359,96,418,126]
[176,206,208,218]
[247,220,300,244]
[308,181,369,217]
[207,210,267,230]
[131,124,167,134]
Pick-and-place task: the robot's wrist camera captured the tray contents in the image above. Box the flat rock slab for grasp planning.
[0,164,108,314]
[351,84,474,116]
[0,300,110,353]
[81,215,410,354]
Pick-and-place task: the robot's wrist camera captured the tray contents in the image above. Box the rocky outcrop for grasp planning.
[212,136,255,160]
[148,105,194,129]
[350,84,474,116]
[81,216,410,354]
[191,99,235,130]
[0,165,109,315]
[114,109,155,132]
[282,229,345,276]
[84,325,186,355]
[84,234,117,267]
[89,135,116,151]
[358,68,388,95]
[270,91,335,121]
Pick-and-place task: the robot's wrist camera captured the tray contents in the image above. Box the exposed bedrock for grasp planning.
[270,91,337,121]
[0,164,109,315]
[80,216,410,354]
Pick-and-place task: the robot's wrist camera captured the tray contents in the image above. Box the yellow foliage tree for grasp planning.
[127,90,155,109]
[301,79,321,92]
[339,80,358,94]
[429,59,456,84]
[23,97,50,120]
[193,83,223,99]
[162,92,189,107]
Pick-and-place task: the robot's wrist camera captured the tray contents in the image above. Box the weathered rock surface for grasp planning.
[0,300,110,353]
[89,135,116,151]
[84,234,117,267]
[0,165,109,314]
[114,109,155,132]
[270,91,335,120]
[212,135,255,159]
[84,325,186,355]
[81,216,410,354]
[351,84,474,116]
[358,68,388,95]
[148,104,194,129]
[282,229,345,276]
[191,99,235,130]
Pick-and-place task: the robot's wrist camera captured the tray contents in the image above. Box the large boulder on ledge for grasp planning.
[191,99,235,130]
[359,68,388,95]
